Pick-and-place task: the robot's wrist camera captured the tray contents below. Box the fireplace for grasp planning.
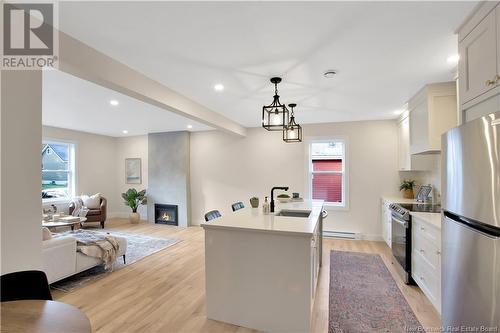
[154,204,178,226]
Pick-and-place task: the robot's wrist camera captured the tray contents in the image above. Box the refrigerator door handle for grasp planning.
[443,210,500,238]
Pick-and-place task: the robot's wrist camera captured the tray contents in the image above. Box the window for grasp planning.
[42,141,75,201]
[308,140,347,208]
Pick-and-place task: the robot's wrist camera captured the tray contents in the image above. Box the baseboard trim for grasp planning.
[361,234,384,241]
[322,231,383,241]
[323,231,361,240]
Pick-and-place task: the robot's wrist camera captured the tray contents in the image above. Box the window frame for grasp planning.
[42,139,77,203]
[306,137,349,210]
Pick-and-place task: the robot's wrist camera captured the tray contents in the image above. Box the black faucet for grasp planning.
[270,186,289,213]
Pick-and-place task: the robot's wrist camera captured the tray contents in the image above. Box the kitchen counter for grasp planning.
[201,200,323,236]
[202,199,324,332]
[410,211,441,229]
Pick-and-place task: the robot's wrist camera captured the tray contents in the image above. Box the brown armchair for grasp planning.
[69,197,107,229]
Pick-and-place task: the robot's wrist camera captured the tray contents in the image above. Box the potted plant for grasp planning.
[122,188,147,224]
[250,197,259,208]
[399,180,415,199]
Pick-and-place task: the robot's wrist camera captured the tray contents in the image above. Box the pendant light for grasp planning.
[262,77,289,131]
[283,103,302,143]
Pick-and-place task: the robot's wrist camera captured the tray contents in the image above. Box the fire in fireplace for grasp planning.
[154,204,178,226]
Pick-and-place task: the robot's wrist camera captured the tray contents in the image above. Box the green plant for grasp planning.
[122,188,147,213]
[399,180,416,191]
[277,193,290,198]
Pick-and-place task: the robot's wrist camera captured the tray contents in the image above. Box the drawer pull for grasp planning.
[420,249,425,253]
[420,226,425,231]
[436,250,441,255]
[420,275,425,281]
[495,74,500,83]
[486,79,496,86]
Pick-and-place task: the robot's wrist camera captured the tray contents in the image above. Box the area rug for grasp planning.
[51,230,181,292]
[329,251,424,333]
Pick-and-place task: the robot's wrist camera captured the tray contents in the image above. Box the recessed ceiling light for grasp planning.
[393,109,404,115]
[214,84,224,91]
[122,130,128,134]
[110,100,119,106]
[447,54,460,65]
[187,124,193,129]
[323,70,337,78]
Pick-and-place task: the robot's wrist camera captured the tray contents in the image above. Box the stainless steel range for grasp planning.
[389,203,441,284]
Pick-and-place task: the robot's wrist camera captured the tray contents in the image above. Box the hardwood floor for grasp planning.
[54,219,440,332]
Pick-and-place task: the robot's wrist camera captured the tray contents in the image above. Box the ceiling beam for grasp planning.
[57,31,247,137]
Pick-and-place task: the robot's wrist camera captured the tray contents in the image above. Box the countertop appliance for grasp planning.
[442,111,500,330]
[389,203,441,285]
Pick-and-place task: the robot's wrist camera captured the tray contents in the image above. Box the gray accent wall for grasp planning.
[148,132,190,227]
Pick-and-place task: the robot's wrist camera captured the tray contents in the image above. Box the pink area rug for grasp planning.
[329,251,424,333]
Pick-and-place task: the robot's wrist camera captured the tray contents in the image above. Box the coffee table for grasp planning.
[42,217,87,231]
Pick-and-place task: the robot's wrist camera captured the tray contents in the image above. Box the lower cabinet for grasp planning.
[381,199,392,247]
[412,216,441,313]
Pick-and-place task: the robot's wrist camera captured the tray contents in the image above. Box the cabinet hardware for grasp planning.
[420,249,424,253]
[436,250,441,255]
[495,74,500,83]
[486,79,496,86]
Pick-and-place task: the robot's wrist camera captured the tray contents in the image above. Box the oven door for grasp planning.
[391,214,410,273]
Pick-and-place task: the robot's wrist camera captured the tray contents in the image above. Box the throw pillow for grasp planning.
[82,193,101,209]
[42,227,52,241]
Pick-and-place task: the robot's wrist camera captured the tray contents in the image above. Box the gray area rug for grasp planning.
[329,251,424,333]
[51,229,180,293]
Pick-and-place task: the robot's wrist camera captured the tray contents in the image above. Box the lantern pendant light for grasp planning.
[283,103,303,143]
[262,77,289,131]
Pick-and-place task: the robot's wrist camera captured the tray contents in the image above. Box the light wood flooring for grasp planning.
[54,219,440,332]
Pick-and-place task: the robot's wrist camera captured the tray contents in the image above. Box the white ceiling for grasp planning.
[55,1,477,128]
[43,69,213,137]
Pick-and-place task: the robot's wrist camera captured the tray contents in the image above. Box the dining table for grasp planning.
[0,300,91,333]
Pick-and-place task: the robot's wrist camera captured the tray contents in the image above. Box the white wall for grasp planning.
[42,126,119,214]
[190,120,400,239]
[1,71,43,274]
[399,154,442,201]
[42,127,150,219]
[115,135,148,219]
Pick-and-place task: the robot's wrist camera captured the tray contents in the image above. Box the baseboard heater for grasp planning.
[322,231,360,240]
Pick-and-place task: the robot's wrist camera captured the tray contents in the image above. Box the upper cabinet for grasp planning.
[458,2,500,122]
[408,82,458,155]
[459,9,498,104]
[397,111,434,171]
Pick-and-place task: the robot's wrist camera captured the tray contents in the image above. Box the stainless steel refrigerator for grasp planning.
[442,111,500,330]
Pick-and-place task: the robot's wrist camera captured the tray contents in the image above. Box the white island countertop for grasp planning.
[201,200,324,236]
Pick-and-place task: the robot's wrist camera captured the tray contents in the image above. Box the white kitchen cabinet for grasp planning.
[381,199,392,247]
[397,112,434,170]
[408,82,457,154]
[458,2,500,121]
[459,9,498,104]
[412,216,441,313]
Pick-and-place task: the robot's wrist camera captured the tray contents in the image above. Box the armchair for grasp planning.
[69,197,107,228]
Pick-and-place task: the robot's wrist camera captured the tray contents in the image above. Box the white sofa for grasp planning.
[42,235,127,284]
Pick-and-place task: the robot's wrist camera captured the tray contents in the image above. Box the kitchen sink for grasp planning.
[275,210,311,218]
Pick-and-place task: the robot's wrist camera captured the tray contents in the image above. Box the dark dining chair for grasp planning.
[231,202,245,212]
[0,270,53,302]
[204,210,222,222]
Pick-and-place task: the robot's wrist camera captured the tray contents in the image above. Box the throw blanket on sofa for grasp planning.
[57,230,119,270]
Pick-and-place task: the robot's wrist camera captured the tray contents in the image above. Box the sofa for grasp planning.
[42,234,127,284]
[69,197,107,229]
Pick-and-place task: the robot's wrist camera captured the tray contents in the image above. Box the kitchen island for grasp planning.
[201,200,324,333]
